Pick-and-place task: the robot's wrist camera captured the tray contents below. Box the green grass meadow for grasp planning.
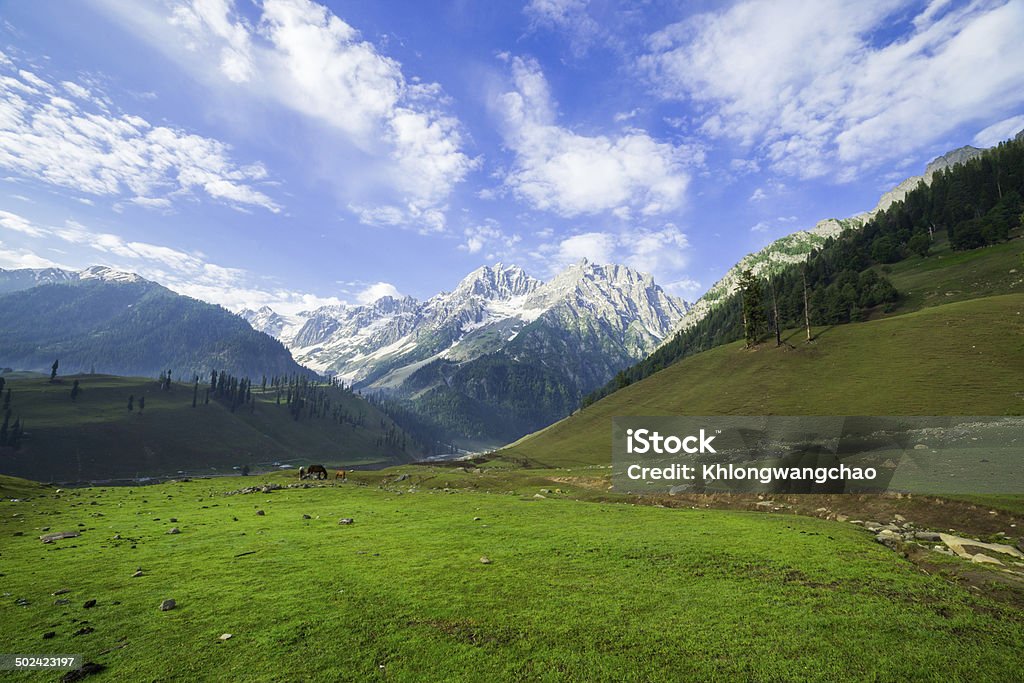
[1,472,1022,682]
[501,294,1024,468]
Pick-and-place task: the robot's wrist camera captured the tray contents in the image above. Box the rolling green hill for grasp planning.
[500,293,1024,468]
[0,374,422,481]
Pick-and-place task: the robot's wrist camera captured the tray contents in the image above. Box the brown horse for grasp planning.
[305,464,328,480]
[335,469,347,481]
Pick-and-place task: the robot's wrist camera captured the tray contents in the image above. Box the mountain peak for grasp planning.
[77,265,144,284]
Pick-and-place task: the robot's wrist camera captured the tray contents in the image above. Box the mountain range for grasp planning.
[243,260,688,445]
[0,266,308,380]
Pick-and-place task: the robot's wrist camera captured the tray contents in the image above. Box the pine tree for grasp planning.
[71,380,80,402]
[50,359,59,382]
[738,269,767,348]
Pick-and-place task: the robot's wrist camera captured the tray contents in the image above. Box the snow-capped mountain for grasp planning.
[0,265,145,294]
[249,261,688,444]
[263,261,685,385]
[238,306,306,345]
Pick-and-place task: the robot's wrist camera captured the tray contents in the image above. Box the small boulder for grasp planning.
[160,598,176,611]
[480,556,493,565]
[60,662,104,682]
[132,570,144,578]
[169,518,178,523]
[52,588,71,596]
[42,631,56,639]
[338,518,354,525]
[54,599,70,605]
[302,514,311,520]
[167,527,181,535]
[971,553,1004,566]
[256,510,265,516]
[219,633,233,641]
[82,599,96,609]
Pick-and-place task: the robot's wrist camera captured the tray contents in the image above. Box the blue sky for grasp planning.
[1,0,1022,313]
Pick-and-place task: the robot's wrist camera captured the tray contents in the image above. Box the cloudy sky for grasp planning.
[1,0,1022,313]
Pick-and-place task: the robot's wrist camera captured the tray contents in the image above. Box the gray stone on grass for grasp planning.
[160,598,176,611]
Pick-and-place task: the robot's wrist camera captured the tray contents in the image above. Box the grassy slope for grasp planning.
[880,235,1023,315]
[0,375,415,481]
[0,474,1021,681]
[500,294,1024,468]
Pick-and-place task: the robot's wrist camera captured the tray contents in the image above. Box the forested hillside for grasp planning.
[584,134,1024,407]
[0,279,310,380]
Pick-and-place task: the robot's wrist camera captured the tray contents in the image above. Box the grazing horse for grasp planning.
[306,464,328,480]
[298,467,306,480]
[335,469,347,482]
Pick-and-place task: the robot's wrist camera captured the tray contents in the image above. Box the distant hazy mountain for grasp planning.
[0,268,309,380]
[248,261,688,445]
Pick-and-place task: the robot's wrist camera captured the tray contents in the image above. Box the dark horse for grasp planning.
[304,464,328,480]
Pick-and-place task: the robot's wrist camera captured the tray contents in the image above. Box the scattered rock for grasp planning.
[42,631,56,639]
[480,556,493,565]
[914,532,942,542]
[167,527,181,535]
[60,662,104,682]
[893,514,906,523]
[913,444,928,450]
[971,553,1004,566]
[52,588,71,596]
[73,626,94,636]
[169,518,178,523]
[112,534,121,540]
[473,517,481,521]
[160,598,176,611]
[54,599,70,605]
[338,518,354,525]
[132,570,144,578]
[302,514,311,520]
[533,494,546,499]
[82,599,96,609]
[16,598,30,606]
[219,633,233,641]
[835,514,848,523]
[12,531,24,537]
[939,533,1024,561]
[755,501,774,509]
[395,474,409,482]
[40,531,80,543]
[255,510,265,516]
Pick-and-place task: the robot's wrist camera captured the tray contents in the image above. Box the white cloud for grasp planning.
[973,114,1024,147]
[101,0,475,232]
[555,231,617,264]
[458,221,522,260]
[496,57,693,217]
[749,187,767,201]
[356,281,402,304]
[664,277,702,298]
[0,209,46,236]
[750,221,771,233]
[0,241,69,270]
[524,0,602,57]
[642,0,1024,179]
[0,62,279,212]
[0,210,339,315]
[542,224,694,296]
